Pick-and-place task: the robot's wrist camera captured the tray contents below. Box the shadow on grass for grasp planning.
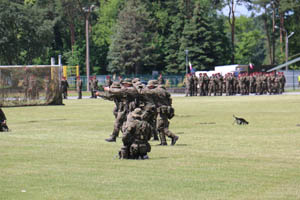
[196,122,216,125]
[176,114,193,117]
[27,118,67,123]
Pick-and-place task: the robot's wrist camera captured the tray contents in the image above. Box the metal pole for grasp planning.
[285,33,288,71]
[85,14,90,91]
[185,50,188,75]
[293,68,295,90]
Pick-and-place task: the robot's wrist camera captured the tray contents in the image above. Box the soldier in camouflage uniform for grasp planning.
[216,73,223,96]
[119,108,152,159]
[99,78,139,142]
[279,72,286,93]
[192,73,198,96]
[76,76,83,99]
[203,73,209,96]
[155,82,179,145]
[198,73,204,96]
[96,82,125,142]
[61,76,69,99]
[157,74,165,85]
[139,80,159,141]
[255,73,262,95]
[208,74,216,96]
[93,76,99,98]
[249,73,256,94]
[105,75,112,87]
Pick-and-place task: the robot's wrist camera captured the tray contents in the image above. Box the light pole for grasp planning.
[185,50,189,75]
[285,30,294,71]
[83,5,95,91]
[275,26,294,71]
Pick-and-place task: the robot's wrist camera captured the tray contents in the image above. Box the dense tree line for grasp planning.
[0,0,299,75]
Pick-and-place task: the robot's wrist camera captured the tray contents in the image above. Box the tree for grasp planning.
[107,0,153,75]
[0,0,57,65]
[164,0,187,74]
[234,16,265,66]
[179,1,230,72]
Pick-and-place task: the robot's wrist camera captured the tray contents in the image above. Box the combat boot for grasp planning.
[158,133,167,145]
[105,136,116,142]
[171,136,179,145]
[153,134,159,141]
[159,142,167,146]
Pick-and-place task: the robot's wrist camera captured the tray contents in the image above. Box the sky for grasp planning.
[222,3,255,17]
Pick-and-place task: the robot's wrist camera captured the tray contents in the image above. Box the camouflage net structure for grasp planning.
[0,65,63,107]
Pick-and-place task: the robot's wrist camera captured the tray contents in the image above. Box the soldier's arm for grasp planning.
[95,91,114,101]
[122,124,135,145]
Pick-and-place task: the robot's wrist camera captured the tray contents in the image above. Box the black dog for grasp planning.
[233,115,249,125]
[0,123,9,132]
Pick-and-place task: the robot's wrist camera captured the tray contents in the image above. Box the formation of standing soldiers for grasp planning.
[185,72,286,96]
[96,78,179,159]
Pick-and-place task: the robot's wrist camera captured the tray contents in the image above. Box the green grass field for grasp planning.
[1,95,300,200]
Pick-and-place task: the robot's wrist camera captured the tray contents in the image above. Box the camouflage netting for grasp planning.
[0,65,63,107]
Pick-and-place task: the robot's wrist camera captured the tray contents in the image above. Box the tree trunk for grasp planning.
[263,6,272,65]
[228,0,235,64]
[69,22,76,53]
[272,2,276,64]
[279,12,284,53]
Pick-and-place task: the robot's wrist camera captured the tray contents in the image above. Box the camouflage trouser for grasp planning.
[185,86,190,96]
[111,111,126,138]
[119,142,151,159]
[77,89,82,99]
[62,90,68,99]
[157,114,176,144]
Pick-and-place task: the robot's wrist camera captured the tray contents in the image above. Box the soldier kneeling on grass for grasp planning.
[0,108,9,132]
[119,108,152,160]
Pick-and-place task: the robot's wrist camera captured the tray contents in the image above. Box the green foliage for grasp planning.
[1,0,300,72]
[164,0,186,74]
[0,0,57,65]
[179,2,230,72]
[63,45,81,66]
[234,16,265,66]
[93,0,125,47]
[107,0,154,75]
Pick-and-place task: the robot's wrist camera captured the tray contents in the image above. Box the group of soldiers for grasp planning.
[185,72,286,96]
[96,78,179,160]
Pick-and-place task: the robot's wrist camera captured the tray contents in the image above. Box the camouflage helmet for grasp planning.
[131,108,143,119]
[132,78,140,84]
[111,81,121,88]
[122,78,132,85]
[134,81,144,89]
[147,80,158,88]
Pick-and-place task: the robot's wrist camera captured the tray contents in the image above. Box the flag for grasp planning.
[249,62,254,69]
[189,61,195,73]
